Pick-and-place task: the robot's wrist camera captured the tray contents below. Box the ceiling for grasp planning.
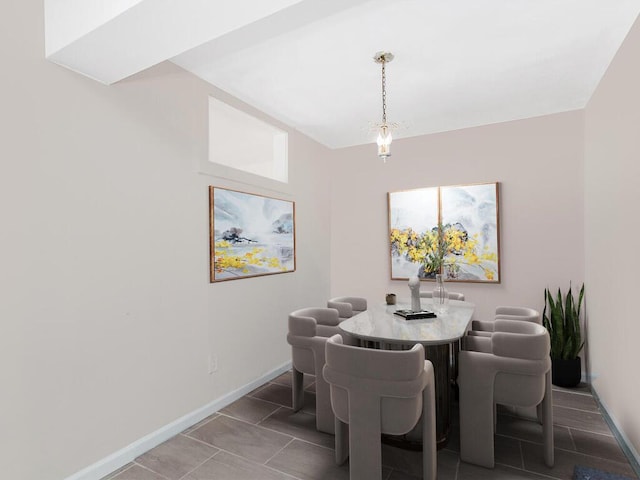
[46,0,640,149]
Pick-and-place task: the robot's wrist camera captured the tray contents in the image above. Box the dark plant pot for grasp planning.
[552,357,581,388]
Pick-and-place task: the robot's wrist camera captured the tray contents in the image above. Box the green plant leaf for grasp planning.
[571,284,584,359]
[542,284,585,360]
[553,288,564,358]
[564,285,575,359]
[577,284,585,318]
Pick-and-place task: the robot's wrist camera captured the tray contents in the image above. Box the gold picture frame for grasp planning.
[388,182,500,283]
[209,186,296,282]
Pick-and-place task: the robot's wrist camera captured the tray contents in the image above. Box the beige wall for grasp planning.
[0,3,331,479]
[585,15,640,459]
[330,112,585,322]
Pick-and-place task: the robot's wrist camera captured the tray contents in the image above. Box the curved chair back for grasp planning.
[491,321,550,406]
[323,335,436,480]
[419,291,465,301]
[495,306,541,324]
[287,308,340,434]
[470,306,541,336]
[327,296,367,319]
[459,320,553,469]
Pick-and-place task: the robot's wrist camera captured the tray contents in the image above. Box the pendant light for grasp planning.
[373,51,394,161]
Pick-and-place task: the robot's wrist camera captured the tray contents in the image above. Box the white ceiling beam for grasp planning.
[45,0,144,57]
[44,0,310,84]
[172,0,376,68]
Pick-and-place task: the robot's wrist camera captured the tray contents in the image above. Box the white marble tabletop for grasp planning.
[338,300,475,346]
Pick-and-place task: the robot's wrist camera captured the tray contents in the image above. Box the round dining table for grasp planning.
[338,299,475,449]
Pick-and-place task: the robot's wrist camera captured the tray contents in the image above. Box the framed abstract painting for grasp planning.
[388,182,500,283]
[209,186,295,282]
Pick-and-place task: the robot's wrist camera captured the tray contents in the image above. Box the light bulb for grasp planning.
[377,125,392,160]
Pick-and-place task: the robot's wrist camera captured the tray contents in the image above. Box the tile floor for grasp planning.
[103,373,638,480]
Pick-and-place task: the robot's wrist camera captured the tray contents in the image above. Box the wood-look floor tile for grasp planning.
[250,382,316,410]
[187,415,293,464]
[220,395,281,424]
[496,414,574,451]
[552,384,591,395]
[494,434,524,469]
[101,376,640,480]
[380,443,457,479]
[386,471,419,480]
[259,407,334,449]
[553,390,599,412]
[181,414,218,435]
[381,442,423,477]
[135,434,216,480]
[570,428,630,464]
[247,383,270,397]
[271,371,296,387]
[267,439,350,480]
[436,450,461,480]
[108,464,169,480]
[185,451,296,480]
[553,405,611,435]
[521,440,638,480]
[100,463,134,480]
[271,371,315,390]
[458,462,553,480]
[250,383,294,408]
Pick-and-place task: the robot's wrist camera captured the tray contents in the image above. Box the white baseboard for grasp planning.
[591,385,640,477]
[65,361,292,480]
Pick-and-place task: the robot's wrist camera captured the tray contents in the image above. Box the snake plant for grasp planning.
[542,284,585,360]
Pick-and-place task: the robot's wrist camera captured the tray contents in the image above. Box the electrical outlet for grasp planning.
[208,354,218,374]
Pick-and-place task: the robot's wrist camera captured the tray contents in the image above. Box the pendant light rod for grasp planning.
[373,51,394,161]
[374,51,394,124]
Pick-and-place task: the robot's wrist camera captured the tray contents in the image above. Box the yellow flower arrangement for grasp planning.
[390,223,497,280]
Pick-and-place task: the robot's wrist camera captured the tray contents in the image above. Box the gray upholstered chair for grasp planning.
[419,291,465,301]
[323,334,437,480]
[470,306,540,336]
[287,307,340,434]
[326,296,367,319]
[458,320,553,468]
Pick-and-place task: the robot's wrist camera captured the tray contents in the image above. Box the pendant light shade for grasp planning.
[376,124,392,159]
